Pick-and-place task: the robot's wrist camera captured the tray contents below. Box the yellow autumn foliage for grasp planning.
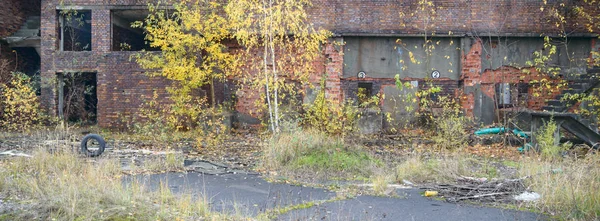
[0,72,42,132]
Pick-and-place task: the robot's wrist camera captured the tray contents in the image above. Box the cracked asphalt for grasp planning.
[128,172,545,221]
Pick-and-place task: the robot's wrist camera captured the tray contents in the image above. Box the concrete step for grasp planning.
[568,82,585,90]
[542,106,565,112]
[561,89,579,95]
[546,99,565,107]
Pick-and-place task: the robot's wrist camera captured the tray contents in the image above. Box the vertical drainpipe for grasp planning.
[59,13,64,51]
[57,73,64,119]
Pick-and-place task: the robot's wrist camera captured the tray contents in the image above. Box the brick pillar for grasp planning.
[92,9,111,126]
[39,0,57,116]
[324,37,344,103]
[460,38,483,118]
[92,9,111,53]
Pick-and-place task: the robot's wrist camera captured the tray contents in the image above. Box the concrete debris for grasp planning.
[183,160,256,175]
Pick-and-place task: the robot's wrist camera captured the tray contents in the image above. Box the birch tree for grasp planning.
[226,0,331,133]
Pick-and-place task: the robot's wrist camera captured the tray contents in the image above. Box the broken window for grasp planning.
[58,10,92,51]
[56,72,97,124]
[111,10,155,51]
[495,83,530,108]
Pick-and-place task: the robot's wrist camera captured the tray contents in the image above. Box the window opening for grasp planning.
[357,82,373,106]
[58,10,92,51]
[111,10,156,51]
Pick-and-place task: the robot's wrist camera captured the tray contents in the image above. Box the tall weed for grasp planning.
[535,119,567,161]
[519,157,600,220]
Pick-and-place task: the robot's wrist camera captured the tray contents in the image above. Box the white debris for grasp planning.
[402,179,415,186]
[514,191,541,202]
[0,150,32,158]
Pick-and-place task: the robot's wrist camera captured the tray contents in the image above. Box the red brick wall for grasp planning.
[308,0,597,36]
[233,40,340,119]
[39,1,172,128]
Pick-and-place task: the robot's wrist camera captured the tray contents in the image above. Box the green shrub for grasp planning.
[535,119,567,160]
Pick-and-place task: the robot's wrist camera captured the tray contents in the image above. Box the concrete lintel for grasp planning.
[56,69,98,74]
[6,37,40,48]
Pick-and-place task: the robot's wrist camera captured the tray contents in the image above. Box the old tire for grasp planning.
[80,134,105,157]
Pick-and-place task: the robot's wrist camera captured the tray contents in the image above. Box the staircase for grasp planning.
[542,69,600,113]
[3,16,40,54]
[531,68,600,148]
[530,111,600,149]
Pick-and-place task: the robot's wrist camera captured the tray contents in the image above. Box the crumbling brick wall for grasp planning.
[460,39,565,118]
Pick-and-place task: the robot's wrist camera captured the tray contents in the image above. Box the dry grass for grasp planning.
[141,152,185,173]
[371,174,390,196]
[518,156,600,220]
[0,149,235,220]
[395,154,475,184]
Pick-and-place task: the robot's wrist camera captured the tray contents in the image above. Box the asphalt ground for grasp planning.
[127,172,545,221]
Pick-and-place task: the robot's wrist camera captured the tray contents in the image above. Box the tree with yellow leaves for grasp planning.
[133,0,236,109]
[226,0,331,133]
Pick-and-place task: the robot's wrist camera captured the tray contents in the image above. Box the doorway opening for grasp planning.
[56,72,97,124]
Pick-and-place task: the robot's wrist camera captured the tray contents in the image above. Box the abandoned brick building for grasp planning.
[2,0,599,135]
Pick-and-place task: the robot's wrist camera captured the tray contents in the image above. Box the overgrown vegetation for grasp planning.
[0,149,232,220]
[119,90,229,148]
[395,154,473,184]
[394,76,471,150]
[429,96,470,150]
[302,78,358,136]
[264,130,379,179]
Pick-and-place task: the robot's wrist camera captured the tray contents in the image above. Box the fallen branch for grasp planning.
[451,192,510,202]
[423,176,528,203]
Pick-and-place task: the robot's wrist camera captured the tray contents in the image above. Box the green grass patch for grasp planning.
[291,148,375,172]
[264,129,380,179]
